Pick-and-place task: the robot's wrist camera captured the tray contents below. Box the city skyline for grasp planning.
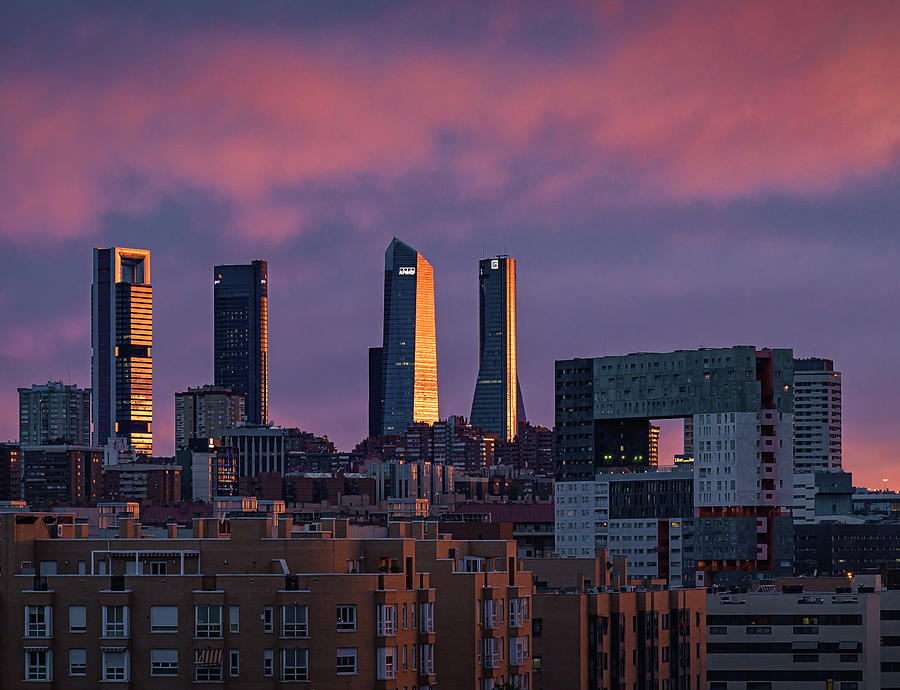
[1,2,899,489]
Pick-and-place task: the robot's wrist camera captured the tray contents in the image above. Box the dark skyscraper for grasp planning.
[379,238,438,435]
[368,346,384,438]
[470,255,525,441]
[214,260,269,425]
[92,247,153,454]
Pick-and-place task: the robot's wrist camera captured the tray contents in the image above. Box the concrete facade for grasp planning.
[18,381,92,447]
[793,357,841,472]
[174,386,246,450]
[706,582,880,689]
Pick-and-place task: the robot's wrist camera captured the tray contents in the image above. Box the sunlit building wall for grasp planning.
[214,260,268,425]
[92,247,153,455]
[470,255,526,442]
[379,238,438,434]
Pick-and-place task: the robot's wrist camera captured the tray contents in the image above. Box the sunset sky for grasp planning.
[1,1,898,488]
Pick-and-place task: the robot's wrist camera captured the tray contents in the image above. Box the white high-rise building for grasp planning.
[693,410,793,509]
[793,357,842,472]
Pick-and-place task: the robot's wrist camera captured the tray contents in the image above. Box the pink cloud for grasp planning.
[0,1,898,244]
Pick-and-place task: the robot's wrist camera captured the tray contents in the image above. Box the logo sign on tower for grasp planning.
[398,267,416,275]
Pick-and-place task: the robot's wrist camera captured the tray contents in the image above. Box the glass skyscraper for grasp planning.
[470,255,525,441]
[214,260,269,425]
[378,238,438,435]
[92,247,153,454]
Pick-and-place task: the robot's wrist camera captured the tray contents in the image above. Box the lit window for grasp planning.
[337,605,357,632]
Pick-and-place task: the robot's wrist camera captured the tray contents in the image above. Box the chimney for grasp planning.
[167,522,178,539]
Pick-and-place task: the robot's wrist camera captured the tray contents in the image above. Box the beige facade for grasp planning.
[0,513,532,689]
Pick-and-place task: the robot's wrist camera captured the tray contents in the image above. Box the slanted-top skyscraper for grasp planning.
[376,238,438,435]
[92,247,153,454]
[214,260,268,425]
[470,255,525,441]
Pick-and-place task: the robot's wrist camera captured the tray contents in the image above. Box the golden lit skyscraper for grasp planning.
[92,247,153,455]
[470,255,525,441]
[378,238,438,434]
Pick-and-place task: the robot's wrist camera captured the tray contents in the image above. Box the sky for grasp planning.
[1,1,898,489]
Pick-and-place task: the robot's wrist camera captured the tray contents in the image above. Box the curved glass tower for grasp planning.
[470,255,525,441]
[379,238,438,435]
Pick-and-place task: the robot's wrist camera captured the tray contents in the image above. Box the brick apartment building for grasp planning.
[0,512,535,689]
[526,558,707,690]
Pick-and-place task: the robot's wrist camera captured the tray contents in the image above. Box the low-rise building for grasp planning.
[527,557,706,690]
[22,444,104,506]
[706,579,880,689]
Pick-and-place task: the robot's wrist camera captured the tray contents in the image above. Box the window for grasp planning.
[150,649,178,676]
[420,643,435,674]
[69,648,87,676]
[25,649,51,681]
[25,605,51,637]
[102,649,129,681]
[262,606,274,634]
[377,604,397,636]
[281,648,308,681]
[377,647,396,680]
[509,598,529,628]
[510,636,529,666]
[419,602,435,633]
[281,605,308,637]
[69,605,86,633]
[263,649,274,677]
[195,605,222,638]
[337,605,357,631]
[194,649,223,681]
[150,606,178,633]
[229,650,240,677]
[402,603,407,629]
[150,561,167,575]
[103,605,129,638]
[337,647,358,675]
[483,638,500,668]
[481,599,498,629]
[229,605,239,634]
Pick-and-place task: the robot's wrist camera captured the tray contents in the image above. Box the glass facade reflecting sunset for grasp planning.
[470,256,525,441]
[214,260,269,425]
[92,247,153,455]
[380,238,438,434]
